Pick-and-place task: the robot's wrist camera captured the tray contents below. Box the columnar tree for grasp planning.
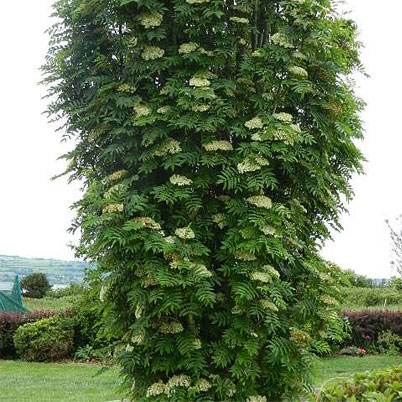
[43,0,364,399]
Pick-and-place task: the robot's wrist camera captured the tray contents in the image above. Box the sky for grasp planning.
[0,1,400,277]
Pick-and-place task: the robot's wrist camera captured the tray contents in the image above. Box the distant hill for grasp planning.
[0,255,90,286]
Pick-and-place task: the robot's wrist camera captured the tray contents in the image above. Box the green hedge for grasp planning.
[13,316,74,362]
[316,366,402,401]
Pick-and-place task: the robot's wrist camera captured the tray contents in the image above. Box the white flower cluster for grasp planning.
[245,117,264,130]
[262,265,280,279]
[186,0,210,3]
[175,227,195,239]
[131,333,144,344]
[189,77,211,87]
[273,130,298,146]
[230,17,249,24]
[133,217,161,230]
[138,13,163,29]
[320,295,339,306]
[251,133,263,142]
[212,213,226,229]
[170,175,192,186]
[108,170,127,181]
[247,395,267,402]
[237,156,268,174]
[247,196,272,209]
[293,51,306,60]
[192,104,210,112]
[288,65,308,78]
[255,156,269,166]
[160,321,184,334]
[273,112,293,123]
[193,379,212,392]
[102,203,124,213]
[252,49,264,58]
[290,124,301,133]
[154,138,181,156]
[192,263,212,278]
[193,339,202,350]
[99,285,108,302]
[203,141,233,151]
[146,381,166,397]
[134,104,151,117]
[88,126,105,143]
[164,236,176,244]
[260,225,275,235]
[271,32,294,48]
[125,344,134,352]
[118,83,136,93]
[260,299,279,312]
[157,106,170,114]
[179,42,199,54]
[251,272,272,283]
[141,46,165,61]
[235,250,257,261]
[141,277,159,288]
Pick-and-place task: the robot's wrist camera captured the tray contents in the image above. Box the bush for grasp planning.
[316,366,402,401]
[46,283,84,299]
[341,287,402,309]
[13,316,74,362]
[0,311,54,358]
[344,310,402,349]
[21,273,52,299]
[377,330,402,355]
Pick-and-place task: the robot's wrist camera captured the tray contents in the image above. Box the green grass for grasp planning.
[313,355,402,387]
[342,304,402,312]
[0,360,120,402]
[23,296,74,312]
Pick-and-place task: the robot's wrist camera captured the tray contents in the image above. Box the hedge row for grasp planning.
[0,311,56,358]
[344,310,402,347]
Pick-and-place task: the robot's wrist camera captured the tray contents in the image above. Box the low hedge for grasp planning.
[344,310,402,348]
[14,316,75,362]
[0,311,55,358]
[316,366,402,401]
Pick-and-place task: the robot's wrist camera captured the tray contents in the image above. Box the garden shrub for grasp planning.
[344,310,402,349]
[13,316,75,362]
[43,0,364,399]
[377,330,402,355]
[316,366,402,401]
[0,311,54,358]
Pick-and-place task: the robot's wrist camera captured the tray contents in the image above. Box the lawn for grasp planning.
[313,355,402,387]
[23,296,74,312]
[0,360,121,402]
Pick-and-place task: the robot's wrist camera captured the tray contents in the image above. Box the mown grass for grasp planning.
[0,360,121,402]
[313,355,402,387]
[23,296,74,312]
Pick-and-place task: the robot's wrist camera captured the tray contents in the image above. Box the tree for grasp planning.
[342,269,373,288]
[21,273,52,299]
[43,0,364,399]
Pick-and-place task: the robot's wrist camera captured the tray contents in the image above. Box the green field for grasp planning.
[313,355,402,387]
[0,361,120,402]
[23,296,75,312]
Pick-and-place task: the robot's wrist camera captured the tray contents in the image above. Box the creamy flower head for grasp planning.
[133,217,161,230]
[260,225,275,236]
[141,46,165,61]
[252,49,264,58]
[146,381,167,397]
[134,104,151,117]
[189,77,211,87]
[175,227,195,239]
[192,104,210,112]
[167,375,191,389]
[251,272,272,283]
[262,265,280,279]
[273,112,293,123]
[131,333,144,344]
[288,65,308,78]
[237,158,261,174]
[251,133,263,142]
[154,138,181,156]
[230,17,249,24]
[235,250,257,261]
[260,299,279,312]
[212,213,226,229]
[193,379,212,392]
[271,32,294,48]
[203,141,233,151]
[179,42,199,54]
[186,0,210,3]
[245,117,264,130]
[160,321,184,334]
[192,263,212,278]
[247,396,268,402]
[108,170,127,181]
[138,13,163,29]
[102,203,124,214]
[157,106,170,114]
[247,196,272,209]
[170,175,193,186]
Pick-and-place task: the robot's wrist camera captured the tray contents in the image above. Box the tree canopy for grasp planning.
[43,0,364,399]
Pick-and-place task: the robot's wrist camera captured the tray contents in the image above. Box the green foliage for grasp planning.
[341,269,374,288]
[377,330,402,356]
[21,273,52,299]
[341,287,402,309]
[47,283,85,299]
[43,0,364,399]
[316,366,402,401]
[13,316,74,362]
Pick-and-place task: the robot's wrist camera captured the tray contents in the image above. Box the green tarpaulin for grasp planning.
[0,276,28,313]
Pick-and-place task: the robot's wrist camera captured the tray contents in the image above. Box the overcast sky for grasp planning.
[0,1,400,277]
